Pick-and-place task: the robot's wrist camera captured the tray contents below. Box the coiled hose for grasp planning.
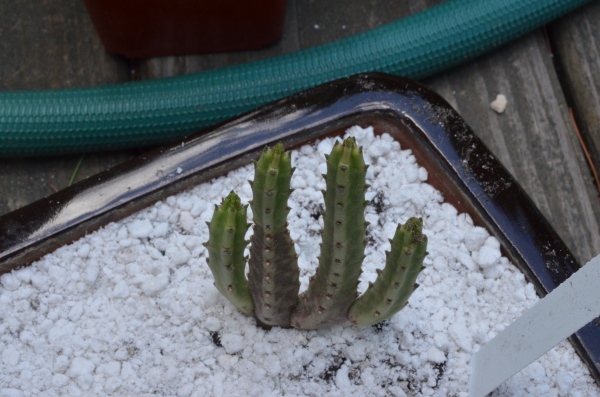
[0,0,590,156]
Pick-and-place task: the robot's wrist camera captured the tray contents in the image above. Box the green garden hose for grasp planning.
[0,0,590,156]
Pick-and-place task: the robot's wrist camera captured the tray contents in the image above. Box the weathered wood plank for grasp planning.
[550,1,600,190]
[423,31,600,264]
[0,153,135,212]
[294,0,420,48]
[0,0,133,216]
[0,1,129,90]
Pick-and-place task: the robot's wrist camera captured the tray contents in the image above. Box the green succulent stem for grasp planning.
[247,143,300,327]
[290,137,368,329]
[203,191,254,315]
[203,137,427,330]
[348,217,427,327]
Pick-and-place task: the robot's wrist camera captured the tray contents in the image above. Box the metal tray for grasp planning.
[1,73,598,383]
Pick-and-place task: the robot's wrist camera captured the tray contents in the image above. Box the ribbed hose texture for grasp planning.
[0,0,590,156]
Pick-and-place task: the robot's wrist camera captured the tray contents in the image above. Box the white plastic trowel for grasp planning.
[469,253,600,396]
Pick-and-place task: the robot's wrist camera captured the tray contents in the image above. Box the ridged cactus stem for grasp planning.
[348,217,427,327]
[248,143,300,327]
[290,137,368,329]
[203,192,254,315]
[204,137,427,329]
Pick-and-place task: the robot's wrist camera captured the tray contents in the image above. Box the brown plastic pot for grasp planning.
[83,0,287,58]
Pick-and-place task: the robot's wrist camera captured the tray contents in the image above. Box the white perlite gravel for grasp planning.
[0,127,597,397]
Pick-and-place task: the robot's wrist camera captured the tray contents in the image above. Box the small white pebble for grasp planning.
[2,347,20,367]
[165,246,190,266]
[140,273,170,296]
[205,317,222,332]
[335,364,352,389]
[472,238,501,269]
[0,273,20,291]
[427,347,446,364]
[68,356,95,379]
[221,334,245,355]
[128,219,153,239]
[490,94,508,114]
[53,355,70,373]
[179,211,195,232]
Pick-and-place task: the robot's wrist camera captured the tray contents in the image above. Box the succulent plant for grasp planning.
[204,137,427,329]
[203,192,254,315]
[247,143,300,328]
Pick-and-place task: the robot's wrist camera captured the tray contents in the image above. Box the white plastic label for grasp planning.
[469,254,600,397]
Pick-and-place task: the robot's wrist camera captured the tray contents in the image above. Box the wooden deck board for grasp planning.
[0,0,135,215]
[0,0,599,267]
[423,31,600,264]
[550,1,600,189]
[0,0,129,90]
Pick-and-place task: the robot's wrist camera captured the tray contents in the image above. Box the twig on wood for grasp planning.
[46,182,59,193]
[569,107,600,198]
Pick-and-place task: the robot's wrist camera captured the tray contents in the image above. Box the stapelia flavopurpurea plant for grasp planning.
[204,137,427,329]
[247,142,300,327]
